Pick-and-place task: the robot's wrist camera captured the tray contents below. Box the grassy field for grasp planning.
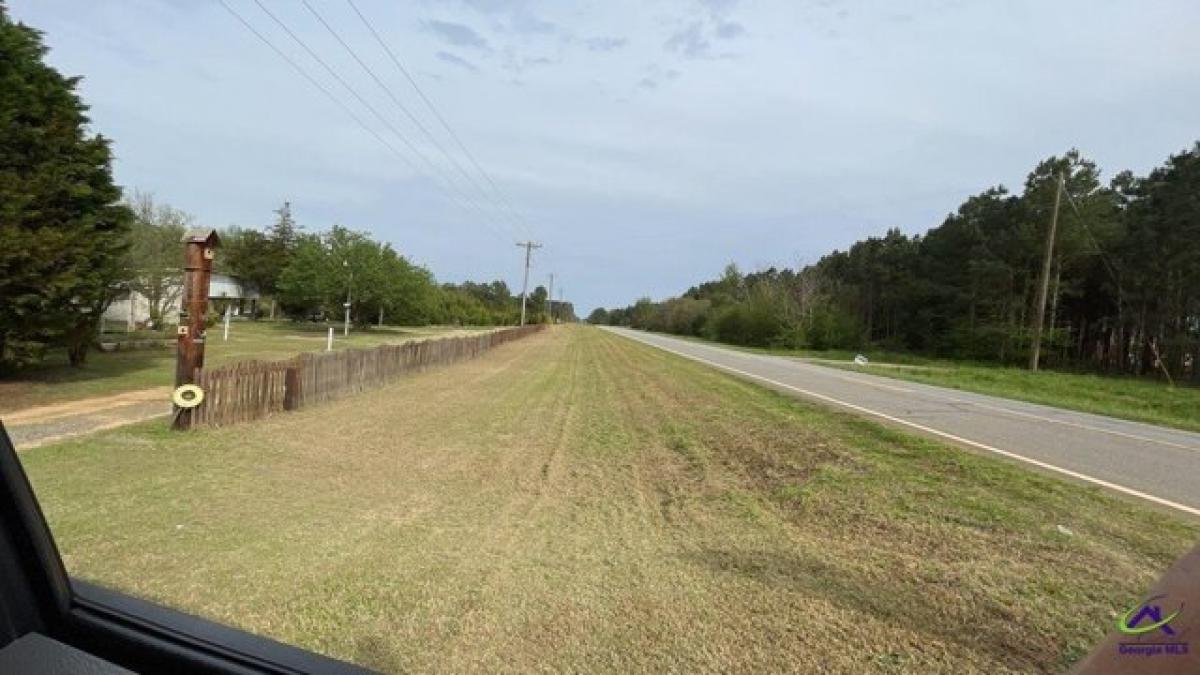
[18,326,1197,673]
[0,322,487,414]
[669,334,1200,433]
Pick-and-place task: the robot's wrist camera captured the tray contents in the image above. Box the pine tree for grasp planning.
[0,4,131,367]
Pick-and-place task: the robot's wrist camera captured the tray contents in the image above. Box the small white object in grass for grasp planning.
[1056,524,1073,536]
[853,354,869,365]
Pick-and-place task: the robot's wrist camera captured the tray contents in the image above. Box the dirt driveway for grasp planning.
[2,387,172,449]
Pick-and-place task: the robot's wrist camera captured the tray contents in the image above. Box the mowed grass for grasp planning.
[669,334,1200,433]
[18,327,1198,673]
[0,322,487,413]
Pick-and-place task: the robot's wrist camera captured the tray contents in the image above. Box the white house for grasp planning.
[103,274,261,329]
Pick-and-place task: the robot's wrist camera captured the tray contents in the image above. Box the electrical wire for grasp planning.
[1064,189,1123,284]
[301,0,524,237]
[218,0,511,244]
[217,1,425,182]
[244,0,512,241]
[344,0,536,240]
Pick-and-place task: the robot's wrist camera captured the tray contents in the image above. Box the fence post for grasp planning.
[283,364,301,411]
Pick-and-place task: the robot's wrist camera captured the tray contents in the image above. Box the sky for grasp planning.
[9,0,1200,315]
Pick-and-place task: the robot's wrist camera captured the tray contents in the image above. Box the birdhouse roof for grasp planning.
[182,229,220,246]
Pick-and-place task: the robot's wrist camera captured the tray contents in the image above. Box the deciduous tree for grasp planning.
[125,191,190,326]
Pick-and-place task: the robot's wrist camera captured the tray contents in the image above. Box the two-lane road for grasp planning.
[606,327,1200,517]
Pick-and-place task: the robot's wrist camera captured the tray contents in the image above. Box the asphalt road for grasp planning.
[606,327,1200,517]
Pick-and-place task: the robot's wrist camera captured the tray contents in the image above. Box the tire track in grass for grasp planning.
[383,329,580,669]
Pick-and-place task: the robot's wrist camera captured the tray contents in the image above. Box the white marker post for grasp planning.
[327,326,334,352]
[222,305,232,341]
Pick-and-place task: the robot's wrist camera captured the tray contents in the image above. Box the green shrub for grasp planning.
[710,303,783,347]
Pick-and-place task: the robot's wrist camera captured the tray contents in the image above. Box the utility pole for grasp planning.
[559,286,565,323]
[547,273,554,324]
[1029,171,1065,372]
[174,229,219,430]
[516,241,541,326]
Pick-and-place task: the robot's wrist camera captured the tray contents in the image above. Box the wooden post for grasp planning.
[283,363,301,411]
[1030,172,1064,371]
[173,229,220,430]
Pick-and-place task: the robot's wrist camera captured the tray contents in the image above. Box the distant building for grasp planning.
[208,274,261,318]
[103,274,261,329]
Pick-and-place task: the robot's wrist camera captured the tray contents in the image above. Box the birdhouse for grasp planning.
[182,229,220,259]
[182,229,220,245]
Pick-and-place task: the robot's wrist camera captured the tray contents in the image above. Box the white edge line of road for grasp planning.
[647,332,1200,453]
[608,329,1200,518]
[794,360,1200,453]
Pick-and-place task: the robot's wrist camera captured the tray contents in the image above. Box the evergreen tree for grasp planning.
[0,4,131,367]
[222,201,300,303]
[601,144,1200,379]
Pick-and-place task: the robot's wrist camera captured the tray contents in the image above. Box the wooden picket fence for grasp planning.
[191,359,291,428]
[187,325,544,429]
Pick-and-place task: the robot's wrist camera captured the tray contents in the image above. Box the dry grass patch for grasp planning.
[18,326,1197,673]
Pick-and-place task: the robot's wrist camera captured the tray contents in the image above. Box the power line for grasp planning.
[345,0,536,240]
[246,0,510,241]
[219,0,547,295]
[218,0,508,243]
[217,1,425,183]
[1063,189,1122,285]
[301,0,523,237]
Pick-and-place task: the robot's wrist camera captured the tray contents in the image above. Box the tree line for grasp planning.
[0,6,570,371]
[593,145,1200,381]
[217,201,574,327]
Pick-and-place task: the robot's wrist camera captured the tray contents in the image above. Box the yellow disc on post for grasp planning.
[172,384,205,409]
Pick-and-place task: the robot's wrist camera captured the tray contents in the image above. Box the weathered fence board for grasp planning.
[191,359,290,428]
[188,325,544,429]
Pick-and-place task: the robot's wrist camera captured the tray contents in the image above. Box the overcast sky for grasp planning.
[10,0,1200,313]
